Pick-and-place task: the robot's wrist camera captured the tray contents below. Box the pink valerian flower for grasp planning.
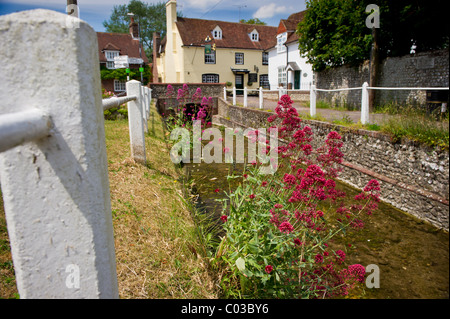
[261,181,268,187]
[315,254,324,263]
[220,215,228,222]
[192,87,202,103]
[249,194,255,199]
[293,238,303,246]
[267,114,277,123]
[283,173,296,186]
[214,188,220,193]
[265,265,273,274]
[347,264,366,283]
[278,221,294,233]
[274,203,283,209]
[364,179,381,192]
[335,250,346,264]
[166,84,174,96]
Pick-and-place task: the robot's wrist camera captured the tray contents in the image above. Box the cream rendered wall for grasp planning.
[163,0,185,83]
[182,46,269,87]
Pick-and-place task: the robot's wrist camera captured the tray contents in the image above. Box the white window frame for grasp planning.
[106,61,115,69]
[250,30,259,42]
[235,52,244,65]
[202,74,219,83]
[105,50,119,61]
[260,74,269,89]
[277,33,287,53]
[205,50,216,64]
[278,66,287,87]
[212,26,222,40]
[114,80,126,92]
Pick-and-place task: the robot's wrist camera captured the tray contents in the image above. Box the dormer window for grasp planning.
[105,50,120,69]
[249,29,259,42]
[212,26,222,40]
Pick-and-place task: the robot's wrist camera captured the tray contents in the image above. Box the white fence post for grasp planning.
[233,87,236,106]
[127,80,146,164]
[244,87,248,107]
[223,87,227,102]
[0,9,118,298]
[141,84,148,133]
[361,82,369,125]
[310,84,317,117]
[259,87,263,109]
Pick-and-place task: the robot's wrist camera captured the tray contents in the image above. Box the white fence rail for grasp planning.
[224,86,309,110]
[0,9,151,299]
[224,83,448,125]
[310,83,449,124]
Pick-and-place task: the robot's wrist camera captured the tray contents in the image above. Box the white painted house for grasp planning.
[268,11,314,90]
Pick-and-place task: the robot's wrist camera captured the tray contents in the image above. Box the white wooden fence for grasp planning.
[0,9,151,298]
[225,84,448,125]
[310,83,449,124]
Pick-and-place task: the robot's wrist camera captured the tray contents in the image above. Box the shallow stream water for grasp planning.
[180,133,449,299]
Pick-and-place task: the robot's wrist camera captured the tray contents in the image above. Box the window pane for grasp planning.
[260,74,269,89]
[202,74,219,83]
[262,52,268,65]
[114,80,126,92]
[205,51,216,64]
[235,53,244,65]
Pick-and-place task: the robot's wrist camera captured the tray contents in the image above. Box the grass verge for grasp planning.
[0,103,218,299]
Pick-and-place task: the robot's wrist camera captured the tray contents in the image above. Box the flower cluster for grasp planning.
[216,94,380,299]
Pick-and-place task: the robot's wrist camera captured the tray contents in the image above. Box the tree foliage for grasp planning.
[297,0,449,71]
[239,18,267,25]
[103,0,182,61]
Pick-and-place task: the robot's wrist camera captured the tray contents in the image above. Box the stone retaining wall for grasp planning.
[316,49,449,108]
[214,98,449,230]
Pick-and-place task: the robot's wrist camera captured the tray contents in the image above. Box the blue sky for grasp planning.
[0,0,307,32]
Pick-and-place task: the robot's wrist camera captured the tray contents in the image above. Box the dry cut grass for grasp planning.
[0,104,218,299]
[105,105,218,299]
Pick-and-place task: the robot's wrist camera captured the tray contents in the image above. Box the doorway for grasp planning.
[294,70,301,90]
[235,74,244,95]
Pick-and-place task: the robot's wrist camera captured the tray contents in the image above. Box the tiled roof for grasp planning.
[174,17,278,51]
[278,11,306,45]
[97,32,149,64]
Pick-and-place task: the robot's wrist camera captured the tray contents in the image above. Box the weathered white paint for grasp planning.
[233,87,236,106]
[0,109,52,153]
[102,95,137,111]
[0,9,118,298]
[361,82,369,124]
[310,84,316,117]
[140,85,148,133]
[259,87,263,109]
[244,87,248,107]
[126,80,146,164]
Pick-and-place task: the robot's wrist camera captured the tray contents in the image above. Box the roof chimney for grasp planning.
[129,16,139,39]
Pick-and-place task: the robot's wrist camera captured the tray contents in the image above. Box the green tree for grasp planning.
[297,0,371,71]
[297,0,449,71]
[239,18,267,25]
[103,0,182,61]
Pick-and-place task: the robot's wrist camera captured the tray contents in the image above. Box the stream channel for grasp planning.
[169,119,449,299]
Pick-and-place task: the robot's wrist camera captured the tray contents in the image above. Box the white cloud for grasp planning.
[253,3,288,19]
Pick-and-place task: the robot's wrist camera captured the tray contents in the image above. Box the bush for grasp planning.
[214,95,380,299]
